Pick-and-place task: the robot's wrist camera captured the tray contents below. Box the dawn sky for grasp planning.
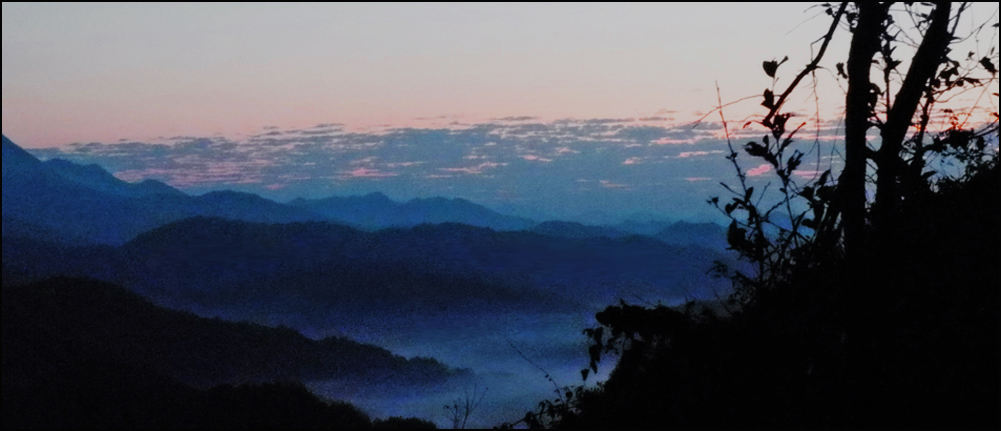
[3,2,997,221]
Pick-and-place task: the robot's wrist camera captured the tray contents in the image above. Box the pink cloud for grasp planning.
[521,155,553,162]
[747,163,773,177]
[654,137,700,145]
[793,170,824,180]
[440,162,507,175]
[622,157,643,165]
[684,177,713,182]
[343,167,397,178]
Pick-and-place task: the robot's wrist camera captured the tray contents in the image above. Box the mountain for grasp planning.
[194,190,318,224]
[612,219,676,237]
[2,145,161,244]
[654,221,729,250]
[531,220,625,239]
[290,192,535,231]
[2,277,451,428]
[3,277,461,386]
[1,135,43,177]
[103,218,729,327]
[4,213,731,332]
[41,158,185,198]
[111,218,571,324]
[4,136,534,244]
[1,136,323,244]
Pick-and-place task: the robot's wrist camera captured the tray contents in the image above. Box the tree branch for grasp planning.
[762,2,849,127]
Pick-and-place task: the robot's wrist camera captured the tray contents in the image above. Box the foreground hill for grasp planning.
[2,277,452,428]
[3,277,462,388]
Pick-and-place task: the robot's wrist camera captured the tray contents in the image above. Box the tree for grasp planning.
[443,385,487,429]
[511,2,999,428]
[713,1,998,297]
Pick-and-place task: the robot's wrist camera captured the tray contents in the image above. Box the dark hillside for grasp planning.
[2,277,461,389]
[527,165,999,429]
[2,277,448,428]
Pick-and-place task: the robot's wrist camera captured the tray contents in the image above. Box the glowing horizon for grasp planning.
[5,2,857,148]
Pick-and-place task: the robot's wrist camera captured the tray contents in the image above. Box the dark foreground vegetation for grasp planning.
[518,163,998,429]
[507,2,999,427]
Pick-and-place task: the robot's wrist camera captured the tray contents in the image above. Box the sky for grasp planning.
[3,3,998,222]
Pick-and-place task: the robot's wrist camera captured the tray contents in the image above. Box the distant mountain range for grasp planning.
[3,135,730,248]
[3,133,737,426]
[290,193,535,231]
[3,135,316,244]
[4,134,735,322]
[4,216,730,329]
[3,136,534,244]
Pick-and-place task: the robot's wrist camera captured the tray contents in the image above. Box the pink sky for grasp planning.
[4,3,996,150]
[3,3,843,147]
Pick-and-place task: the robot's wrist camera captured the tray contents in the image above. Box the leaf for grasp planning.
[727,221,747,250]
[818,170,831,186]
[980,57,997,75]
[744,141,769,158]
[581,368,590,381]
[763,60,779,78]
[762,89,775,109]
[787,152,803,172]
[745,187,754,201]
[836,62,847,79]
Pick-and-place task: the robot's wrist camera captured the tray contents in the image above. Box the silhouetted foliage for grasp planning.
[508,2,999,428]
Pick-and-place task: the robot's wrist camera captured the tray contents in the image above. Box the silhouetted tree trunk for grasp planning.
[874,2,953,223]
[840,3,888,260]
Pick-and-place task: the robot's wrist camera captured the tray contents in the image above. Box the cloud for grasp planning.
[793,170,826,180]
[28,116,796,218]
[676,150,725,158]
[439,162,507,175]
[746,163,773,176]
[599,180,630,189]
[492,116,538,122]
[350,156,378,166]
[578,118,635,125]
[341,167,398,179]
[521,155,553,162]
